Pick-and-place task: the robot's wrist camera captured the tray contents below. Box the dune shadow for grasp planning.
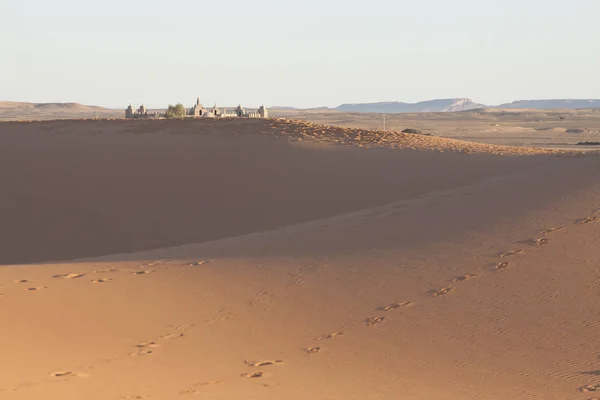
[0,119,599,265]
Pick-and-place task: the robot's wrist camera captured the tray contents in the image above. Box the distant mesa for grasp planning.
[328,98,600,114]
[270,106,299,111]
[0,101,121,121]
[0,101,97,110]
[270,106,330,111]
[336,99,486,113]
[497,99,600,109]
[125,97,268,119]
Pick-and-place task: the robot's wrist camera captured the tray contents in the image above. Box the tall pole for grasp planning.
[382,114,386,131]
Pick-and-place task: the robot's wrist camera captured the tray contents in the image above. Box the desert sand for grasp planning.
[1,118,600,400]
[271,107,600,150]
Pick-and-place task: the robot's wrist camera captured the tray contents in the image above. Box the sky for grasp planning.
[1,0,599,109]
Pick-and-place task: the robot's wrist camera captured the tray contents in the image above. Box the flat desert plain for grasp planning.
[1,118,600,400]
[271,107,600,150]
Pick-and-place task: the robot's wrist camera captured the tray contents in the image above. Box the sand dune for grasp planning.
[1,119,599,399]
[0,118,572,265]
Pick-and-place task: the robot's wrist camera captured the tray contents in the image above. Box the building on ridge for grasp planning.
[258,105,268,119]
[125,97,269,119]
[125,104,135,118]
[189,97,205,117]
[125,104,160,119]
[235,105,245,118]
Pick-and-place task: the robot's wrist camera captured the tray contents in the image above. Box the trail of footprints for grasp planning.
[129,325,192,357]
[5,259,185,295]
[6,213,598,394]
[274,211,599,396]
[2,259,217,395]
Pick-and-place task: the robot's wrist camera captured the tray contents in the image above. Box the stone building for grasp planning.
[234,104,268,118]
[189,97,205,117]
[190,98,268,119]
[125,104,159,119]
[125,97,268,119]
[258,105,268,119]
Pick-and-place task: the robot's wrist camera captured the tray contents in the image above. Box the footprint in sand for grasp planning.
[244,360,283,367]
[431,286,455,297]
[161,332,184,340]
[366,316,386,326]
[579,384,600,392]
[49,371,88,378]
[241,372,265,378]
[91,278,111,284]
[161,325,193,341]
[500,250,524,258]
[53,273,85,279]
[317,332,344,341]
[577,216,597,225]
[180,381,222,394]
[136,341,160,349]
[187,261,210,266]
[453,274,477,282]
[50,371,73,377]
[26,287,47,291]
[495,261,510,270]
[130,341,160,356]
[304,347,321,355]
[139,260,170,269]
[92,268,118,274]
[130,349,154,357]
[519,237,549,246]
[377,301,413,311]
[195,381,222,386]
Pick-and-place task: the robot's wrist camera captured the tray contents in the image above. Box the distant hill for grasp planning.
[269,106,299,111]
[270,106,331,111]
[497,99,600,109]
[336,99,486,113]
[333,98,600,113]
[0,101,121,121]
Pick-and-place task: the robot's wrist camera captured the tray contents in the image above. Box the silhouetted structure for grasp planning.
[125,97,268,119]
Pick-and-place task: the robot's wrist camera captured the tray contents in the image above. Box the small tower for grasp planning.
[258,105,268,119]
[190,96,203,117]
[138,104,147,116]
[235,104,246,118]
[125,104,135,118]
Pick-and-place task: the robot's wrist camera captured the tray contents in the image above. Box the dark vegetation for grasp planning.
[402,128,431,136]
[165,103,186,119]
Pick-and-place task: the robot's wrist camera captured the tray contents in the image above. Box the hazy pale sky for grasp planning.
[1,0,599,108]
